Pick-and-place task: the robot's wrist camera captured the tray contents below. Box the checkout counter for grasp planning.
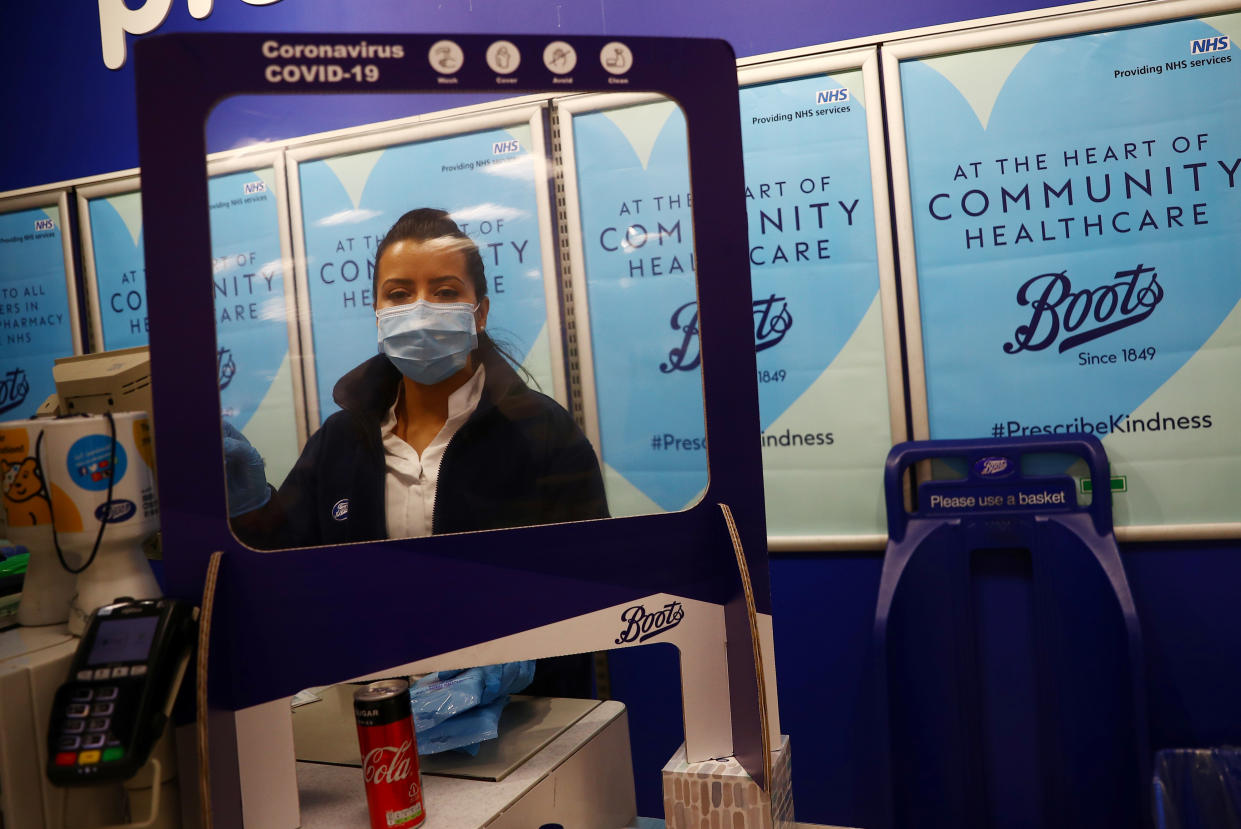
[0,616,638,828]
[291,689,636,828]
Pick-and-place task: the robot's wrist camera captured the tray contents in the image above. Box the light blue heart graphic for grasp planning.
[299,125,551,423]
[207,169,291,431]
[573,102,708,513]
[740,73,880,430]
[298,159,373,421]
[90,179,292,434]
[89,195,148,351]
[902,16,1241,440]
[0,206,74,419]
[577,79,884,516]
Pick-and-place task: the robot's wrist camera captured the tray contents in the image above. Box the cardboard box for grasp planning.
[662,735,792,829]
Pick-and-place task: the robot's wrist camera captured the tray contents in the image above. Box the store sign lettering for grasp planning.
[99,0,284,70]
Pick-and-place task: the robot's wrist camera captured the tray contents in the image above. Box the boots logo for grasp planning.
[614,602,685,644]
[974,456,1015,479]
[660,294,793,373]
[1004,264,1163,355]
[95,499,138,523]
[218,348,237,390]
[0,368,31,416]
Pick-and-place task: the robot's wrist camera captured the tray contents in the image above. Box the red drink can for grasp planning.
[354,679,425,829]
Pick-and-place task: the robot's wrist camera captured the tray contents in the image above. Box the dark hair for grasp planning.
[373,207,487,300]
[374,207,532,385]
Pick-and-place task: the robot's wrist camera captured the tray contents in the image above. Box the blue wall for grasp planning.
[767,543,1241,825]
[9,1,1241,825]
[5,0,1060,192]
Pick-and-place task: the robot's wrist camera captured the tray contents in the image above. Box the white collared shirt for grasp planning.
[381,365,486,538]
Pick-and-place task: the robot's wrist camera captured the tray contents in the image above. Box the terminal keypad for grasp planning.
[51,682,130,774]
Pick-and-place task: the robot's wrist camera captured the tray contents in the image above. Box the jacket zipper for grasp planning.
[430,430,456,534]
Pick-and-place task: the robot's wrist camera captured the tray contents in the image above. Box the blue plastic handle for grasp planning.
[883,434,1113,542]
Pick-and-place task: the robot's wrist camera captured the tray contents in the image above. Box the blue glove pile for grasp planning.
[409,661,535,755]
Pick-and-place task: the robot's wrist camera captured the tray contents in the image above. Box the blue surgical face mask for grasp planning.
[376,300,480,385]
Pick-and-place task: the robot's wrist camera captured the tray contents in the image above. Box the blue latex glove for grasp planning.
[221,420,270,517]
[409,661,534,754]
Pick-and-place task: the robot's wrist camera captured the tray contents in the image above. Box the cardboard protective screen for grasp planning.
[136,33,771,785]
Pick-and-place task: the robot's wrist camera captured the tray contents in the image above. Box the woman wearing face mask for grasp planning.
[228,208,608,549]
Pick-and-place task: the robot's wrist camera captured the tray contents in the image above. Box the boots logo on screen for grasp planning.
[1003,264,1163,355]
[614,602,685,644]
[217,348,237,390]
[0,368,31,416]
[98,0,284,70]
[660,295,793,373]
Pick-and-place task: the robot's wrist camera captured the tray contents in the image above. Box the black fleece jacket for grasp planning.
[236,350,607,550]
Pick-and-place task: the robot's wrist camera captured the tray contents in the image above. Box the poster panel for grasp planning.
[83,185,148,352]
[0,191,81,420]
[286,102,561,426]
[886,2,1241,538]
[206,161,303,484]
[559,94,707,518]
[562,55,903,540]
[738,49,903,548]
[77,159,302,483]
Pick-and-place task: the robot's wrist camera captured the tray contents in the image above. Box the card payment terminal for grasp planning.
[46,597,197,785]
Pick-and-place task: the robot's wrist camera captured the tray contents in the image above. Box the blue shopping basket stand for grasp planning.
[872,435,1150,829]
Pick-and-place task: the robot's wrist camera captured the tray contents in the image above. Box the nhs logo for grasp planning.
[815,88,849,105]
[492,139,521,155]
[243,180,267,195]
[1189,35,1230,54]
[34,218,55,231]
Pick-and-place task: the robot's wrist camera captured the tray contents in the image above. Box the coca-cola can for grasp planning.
[354,679,425,829]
